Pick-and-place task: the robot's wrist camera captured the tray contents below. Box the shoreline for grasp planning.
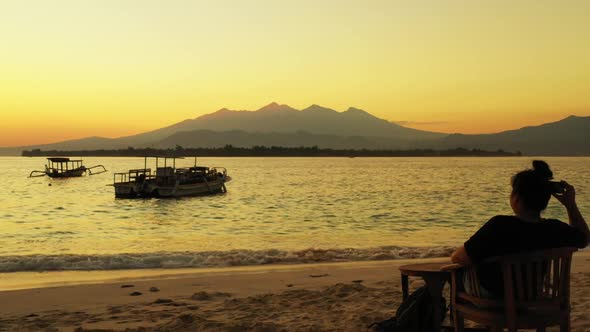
[0,257,448,292]
[0,245,458,274]
[1,253,590,331]
[2,250,588,291]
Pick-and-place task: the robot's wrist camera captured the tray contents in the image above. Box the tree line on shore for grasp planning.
[21,145,522,157]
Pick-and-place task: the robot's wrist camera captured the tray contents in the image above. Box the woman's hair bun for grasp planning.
[532,160,553,180]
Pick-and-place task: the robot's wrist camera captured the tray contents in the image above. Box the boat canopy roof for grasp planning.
[47,157,82,163]
[142,156,184,159]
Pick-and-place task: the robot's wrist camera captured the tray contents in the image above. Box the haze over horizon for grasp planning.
[2,0,590,147]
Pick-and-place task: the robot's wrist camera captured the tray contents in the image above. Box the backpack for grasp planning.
[368,286,446,332]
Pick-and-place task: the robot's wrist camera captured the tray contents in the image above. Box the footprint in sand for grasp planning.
[191,291,232,301]
[309,274,329,278]
[108,306,124,314]
[129,292,142,296]
[191,291,211,300]
[153,298,173,304]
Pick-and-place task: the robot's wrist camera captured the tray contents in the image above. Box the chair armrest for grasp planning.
[441,263,464,272]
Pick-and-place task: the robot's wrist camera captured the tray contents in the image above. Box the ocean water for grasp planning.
[0,156,588,272]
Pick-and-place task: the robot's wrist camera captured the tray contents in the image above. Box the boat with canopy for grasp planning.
[112,156,230,198]
[29,158,107,178]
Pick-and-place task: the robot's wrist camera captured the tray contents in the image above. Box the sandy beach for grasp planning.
[0,252,588,331]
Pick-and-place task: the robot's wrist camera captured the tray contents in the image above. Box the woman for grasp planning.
[451,160,589,296]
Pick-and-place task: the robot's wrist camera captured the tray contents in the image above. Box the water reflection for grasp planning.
[0,157,588,257]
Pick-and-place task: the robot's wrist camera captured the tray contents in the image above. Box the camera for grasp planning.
[549,181,566,194]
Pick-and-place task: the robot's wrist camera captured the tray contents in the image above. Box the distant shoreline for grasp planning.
[21,146,521,157]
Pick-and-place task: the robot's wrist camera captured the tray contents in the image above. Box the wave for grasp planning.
[0,246,455,273]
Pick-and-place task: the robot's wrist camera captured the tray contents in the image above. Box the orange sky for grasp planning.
[1,0,589,147]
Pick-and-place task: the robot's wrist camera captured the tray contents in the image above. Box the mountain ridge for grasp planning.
[435,115,590,155]
[116,102,447,144]
[2,103,590,156]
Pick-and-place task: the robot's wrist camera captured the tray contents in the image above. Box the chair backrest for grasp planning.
[495,247,576,310]
[462,247,577,312]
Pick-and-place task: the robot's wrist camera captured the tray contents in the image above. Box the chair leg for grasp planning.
[560,313,571,332]
[453,311,464,332]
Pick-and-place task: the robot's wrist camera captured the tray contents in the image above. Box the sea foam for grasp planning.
[0,246,455,273]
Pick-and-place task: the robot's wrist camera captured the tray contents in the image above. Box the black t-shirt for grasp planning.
[464,215,586,295]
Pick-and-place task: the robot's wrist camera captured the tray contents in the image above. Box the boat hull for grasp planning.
[114,178,227,199]
[113,182,141,198]
[46,168,86,178]
[153,179,226,197]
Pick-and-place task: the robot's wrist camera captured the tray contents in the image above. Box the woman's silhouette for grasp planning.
[451,160,589,296]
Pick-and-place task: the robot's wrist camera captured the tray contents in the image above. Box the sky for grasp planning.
[1,0,589,147]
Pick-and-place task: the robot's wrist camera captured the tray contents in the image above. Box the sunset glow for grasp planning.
[1,0,589,146]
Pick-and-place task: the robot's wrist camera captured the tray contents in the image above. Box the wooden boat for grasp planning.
[29,158,107,178]
[112,157,230,198]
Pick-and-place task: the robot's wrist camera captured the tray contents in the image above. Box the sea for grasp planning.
[1,156,588,274]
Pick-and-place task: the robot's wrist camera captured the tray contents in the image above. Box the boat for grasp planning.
[29,157,107,178]
[112,156,230,198]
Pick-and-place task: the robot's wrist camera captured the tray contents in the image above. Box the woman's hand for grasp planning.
[552,181,576,209]
[553,181,589,247]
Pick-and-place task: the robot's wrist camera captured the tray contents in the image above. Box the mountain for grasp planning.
[119,102,445,144]
[435,115,590,155]
[3,103,445,154]
[0,136,126,156]
[148,115,590,154]
[3,103,590,156]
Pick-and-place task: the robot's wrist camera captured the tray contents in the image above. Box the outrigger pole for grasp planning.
[86,165,108,175]
[29,170,47,177]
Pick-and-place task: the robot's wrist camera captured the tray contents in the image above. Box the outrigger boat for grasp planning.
[112,156,230,198]
[29,157,107,178]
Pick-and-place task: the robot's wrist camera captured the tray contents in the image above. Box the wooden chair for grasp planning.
[444,247,577,332]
